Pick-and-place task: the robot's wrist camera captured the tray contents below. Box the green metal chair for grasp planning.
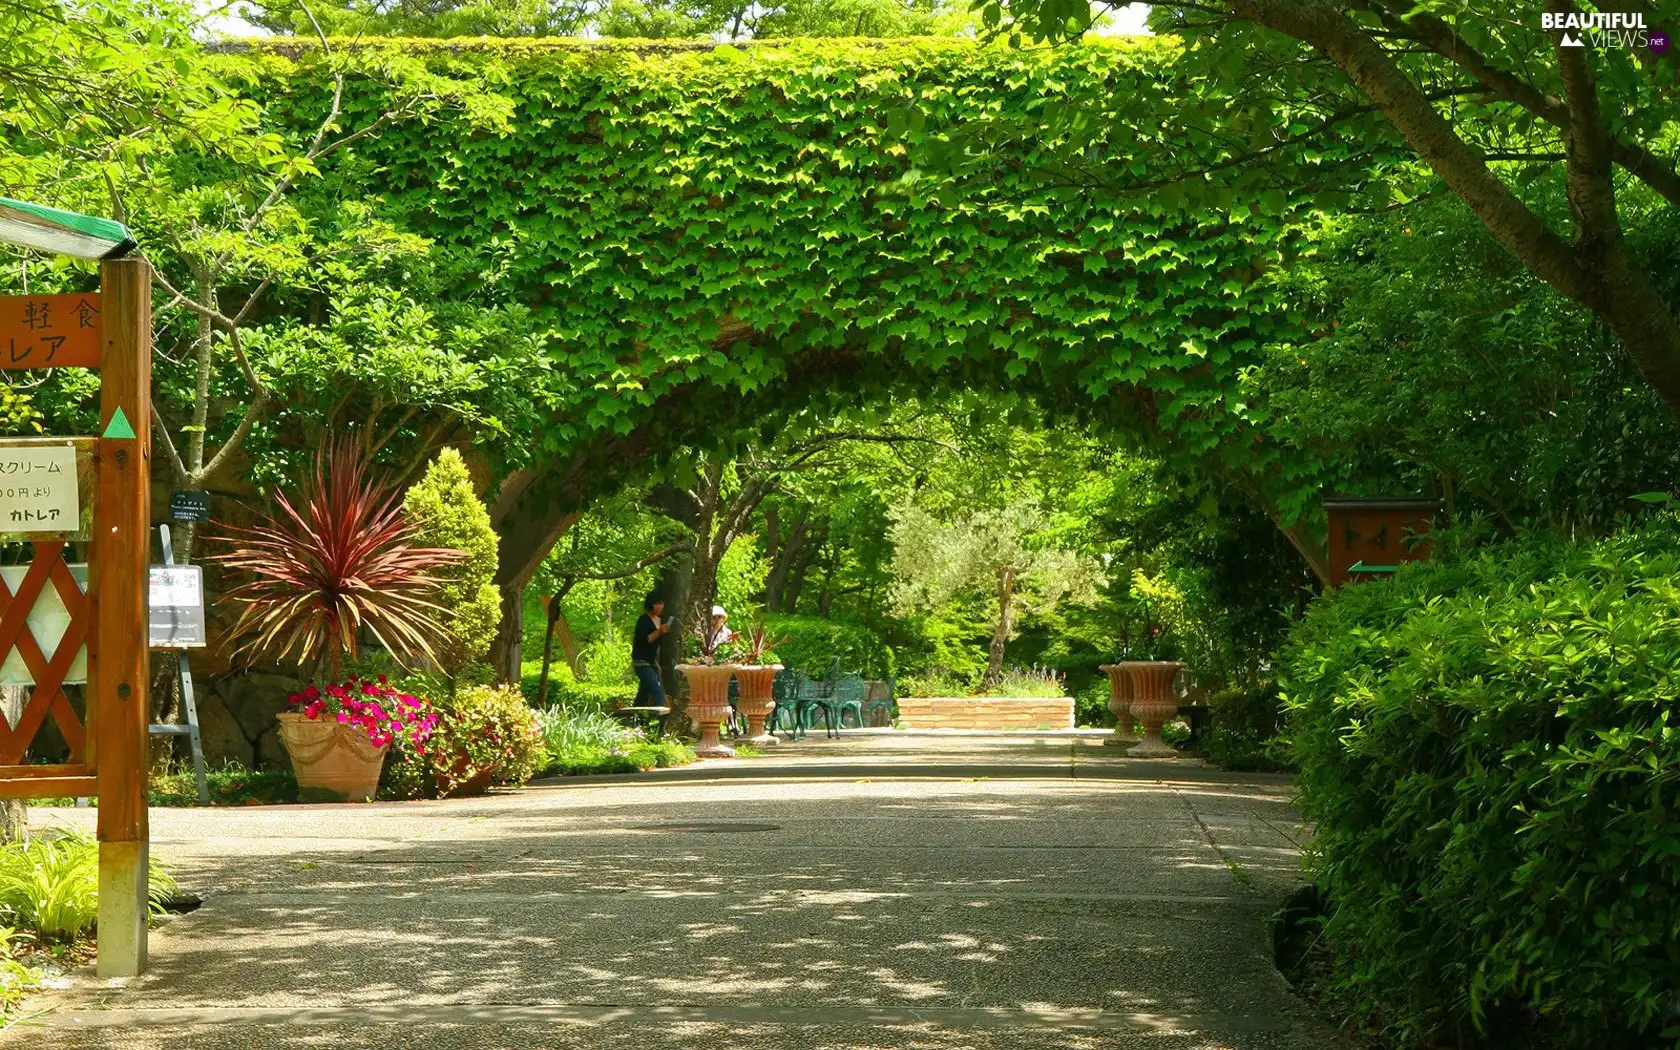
[803,672,866,737]
[831,673,867,729]
[770,669,808,740]
[863,678,896,726]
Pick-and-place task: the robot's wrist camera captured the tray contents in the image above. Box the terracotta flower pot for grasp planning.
[676,664,739,758]
[1116,661,1187,758]
[438,752,494,799]
[276,712,388,802]
[1098,663,1137,747]
[733,665,782,746]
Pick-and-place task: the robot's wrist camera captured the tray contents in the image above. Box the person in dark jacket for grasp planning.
[631,593,674,706]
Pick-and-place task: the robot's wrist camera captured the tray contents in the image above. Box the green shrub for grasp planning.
[579,625,632,686]
[1200,682,1292,773]
[534,707,695,776]
[520,659,638,712]
[0,926,40,1013]
[382,683,542,797]
[766,614,893,679]
[1282,516,1680,1047]
[150,761,299,806]
[1073,679,1112,728]
[0,831,175,942]
[403,447,502,674]
[899,668,973,698]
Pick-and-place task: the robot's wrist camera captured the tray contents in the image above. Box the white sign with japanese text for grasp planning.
[0,444,77,532]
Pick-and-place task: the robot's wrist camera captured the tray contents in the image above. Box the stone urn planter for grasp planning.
[676,663,739,758]
[1097,663,1137,747]
[733,665,782,746]
[276,712,388,801]
[1116,661,1187,758]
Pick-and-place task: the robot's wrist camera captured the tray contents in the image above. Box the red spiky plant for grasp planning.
[215,440,462,678]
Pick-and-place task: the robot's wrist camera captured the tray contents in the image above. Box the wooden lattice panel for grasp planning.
[0,540,89,765]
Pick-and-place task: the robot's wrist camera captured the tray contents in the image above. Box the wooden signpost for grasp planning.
[0,251,152,977]
[1324,497,1440,588]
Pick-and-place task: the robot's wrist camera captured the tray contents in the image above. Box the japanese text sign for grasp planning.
[0,444,78,532]
[0,293,101,369]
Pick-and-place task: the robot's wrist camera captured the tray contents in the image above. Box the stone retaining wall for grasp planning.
[895,696,1075,731]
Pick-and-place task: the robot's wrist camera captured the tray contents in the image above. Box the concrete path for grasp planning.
[8,735,1347,1049]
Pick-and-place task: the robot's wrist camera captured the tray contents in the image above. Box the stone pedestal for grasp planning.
[1097,663,1137,747]
[733,665,781,745]
[1117,661,1187,758]
[676,664,738,758]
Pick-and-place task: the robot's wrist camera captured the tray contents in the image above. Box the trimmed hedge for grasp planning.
[520,662,638,711]
[1282,516,1680,1047]
[1200,681,1291,772]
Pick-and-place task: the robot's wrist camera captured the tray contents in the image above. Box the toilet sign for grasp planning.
[0,442,78,531]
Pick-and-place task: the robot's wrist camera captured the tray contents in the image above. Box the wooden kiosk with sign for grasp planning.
[1323,497,1441,587]
[0,198,152,978]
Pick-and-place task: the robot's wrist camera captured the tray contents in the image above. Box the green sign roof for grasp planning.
[0,197,135,260]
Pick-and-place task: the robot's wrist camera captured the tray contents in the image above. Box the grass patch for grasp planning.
[534,705,697,777]
[150,762,299,807]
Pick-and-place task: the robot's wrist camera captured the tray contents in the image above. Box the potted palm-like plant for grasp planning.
[216,441,462,800]
[676,626,739,758]
[732,621,787,746]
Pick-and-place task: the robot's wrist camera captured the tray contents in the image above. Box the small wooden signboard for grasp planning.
[0,293,101,369]
[1324,497,1440,587]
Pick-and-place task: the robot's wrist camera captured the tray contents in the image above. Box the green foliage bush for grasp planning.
[1073,679,1112,728]
[1199,682,1291,773]
[519,660,638,711]
[766,614,893,679]
[403,447,502,673]
[0,925,39,1013]
[1283,516,1680,1046]
[0,831,175,942]
[150,762,299,806]
[381,681,543,798]
[534,707,695,776]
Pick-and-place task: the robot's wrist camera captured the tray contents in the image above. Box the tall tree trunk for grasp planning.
[534,596,563,707]
[656,558,692,734]
[985,567,1017,689]
[816,544,841,617]
[764,505,810,612]
[491,584,526,685]
[2,685,26,841]
[683,545,720,649]
[782,523,827,613]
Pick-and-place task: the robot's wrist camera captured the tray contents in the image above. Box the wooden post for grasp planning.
[92,257,151,978]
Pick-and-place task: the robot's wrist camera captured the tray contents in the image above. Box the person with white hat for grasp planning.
[705,604,734,651]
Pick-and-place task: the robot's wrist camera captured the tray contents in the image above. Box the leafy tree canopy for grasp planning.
[242,0,972,39]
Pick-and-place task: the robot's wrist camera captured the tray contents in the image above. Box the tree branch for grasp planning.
[1369,0,1680,206]
[150,398,189,482]
[563,540,694,586]
[198,393,271,482]
[1227,0,1601,309]
[1549,0,1620,247]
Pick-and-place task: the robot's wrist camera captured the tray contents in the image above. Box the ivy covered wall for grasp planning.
[219,38,1340,652]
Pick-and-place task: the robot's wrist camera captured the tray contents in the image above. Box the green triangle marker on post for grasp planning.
[103,405,136,440]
